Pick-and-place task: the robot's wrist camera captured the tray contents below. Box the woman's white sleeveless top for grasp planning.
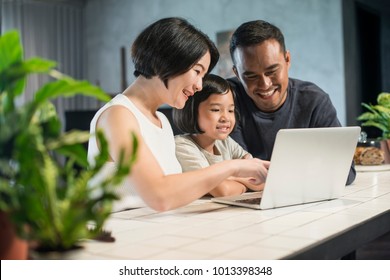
[87,94,182,212]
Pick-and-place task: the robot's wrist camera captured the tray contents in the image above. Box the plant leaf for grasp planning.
[360,120,388,132]
[0,30,23,72]
[377,92,390,107]
[33,77,110,105]
[0,58,57,97]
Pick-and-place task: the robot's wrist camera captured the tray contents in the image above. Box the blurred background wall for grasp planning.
[1,0,390,134]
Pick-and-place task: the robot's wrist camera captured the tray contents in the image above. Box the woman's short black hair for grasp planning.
[131,17,219,87]
[173,74,239,134]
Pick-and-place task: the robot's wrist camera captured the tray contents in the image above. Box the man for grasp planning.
[228,20,356,185]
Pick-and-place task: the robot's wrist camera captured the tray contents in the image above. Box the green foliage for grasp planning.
[0,30,137,251]
[357,92,390,140]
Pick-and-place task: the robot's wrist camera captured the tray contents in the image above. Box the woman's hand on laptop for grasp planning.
[235,158,270,185]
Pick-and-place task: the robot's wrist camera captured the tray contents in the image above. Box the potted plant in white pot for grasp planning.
[0,30,137,258]
[357,92,390,164]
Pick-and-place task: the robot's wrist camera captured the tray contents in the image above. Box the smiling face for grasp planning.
[167,52,211,109]
[232,39,291,112]
[196,90,236,144]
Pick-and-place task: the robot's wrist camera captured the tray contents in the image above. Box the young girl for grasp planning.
[88,18,269,212]
[173,74,268,197]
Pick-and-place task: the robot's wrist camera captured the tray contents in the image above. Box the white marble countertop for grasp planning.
[67,170,390,260]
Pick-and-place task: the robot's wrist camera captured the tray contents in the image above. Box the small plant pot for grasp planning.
[0,212,29,260]
[381,139,390,164]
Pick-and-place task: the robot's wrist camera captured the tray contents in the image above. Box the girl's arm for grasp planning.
[208,180,247,197]
[175,136,262,198]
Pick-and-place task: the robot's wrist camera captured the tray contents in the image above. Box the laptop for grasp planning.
[211,126,361,210]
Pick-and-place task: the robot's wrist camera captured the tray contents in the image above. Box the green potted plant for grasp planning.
[357,92,390,164]
[0,30,137,258]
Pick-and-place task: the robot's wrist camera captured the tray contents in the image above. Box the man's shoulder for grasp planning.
[289,78,329,100]
[289,78,326,94]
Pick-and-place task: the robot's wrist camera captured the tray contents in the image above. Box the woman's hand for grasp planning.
[235,158,270,185]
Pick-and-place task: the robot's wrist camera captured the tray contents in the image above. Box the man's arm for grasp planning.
[346,161,356,185]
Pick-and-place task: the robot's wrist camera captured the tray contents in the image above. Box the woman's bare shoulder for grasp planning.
[97,105,140,132]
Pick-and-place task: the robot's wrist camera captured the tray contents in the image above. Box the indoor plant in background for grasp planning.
[357,92,390,164]
[0,30,137,259]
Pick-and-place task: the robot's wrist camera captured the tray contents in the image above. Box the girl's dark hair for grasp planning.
[230,20,286,65]
[173,74,239,134]
[131,17,219,87]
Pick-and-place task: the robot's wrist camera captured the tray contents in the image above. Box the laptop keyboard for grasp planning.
[235,197,262,204]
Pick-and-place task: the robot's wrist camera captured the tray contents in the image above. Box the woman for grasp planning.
[173,74,266,197]
[88,17,269,212]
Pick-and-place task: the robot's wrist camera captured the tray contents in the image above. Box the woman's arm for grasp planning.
[97,106,268,211]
